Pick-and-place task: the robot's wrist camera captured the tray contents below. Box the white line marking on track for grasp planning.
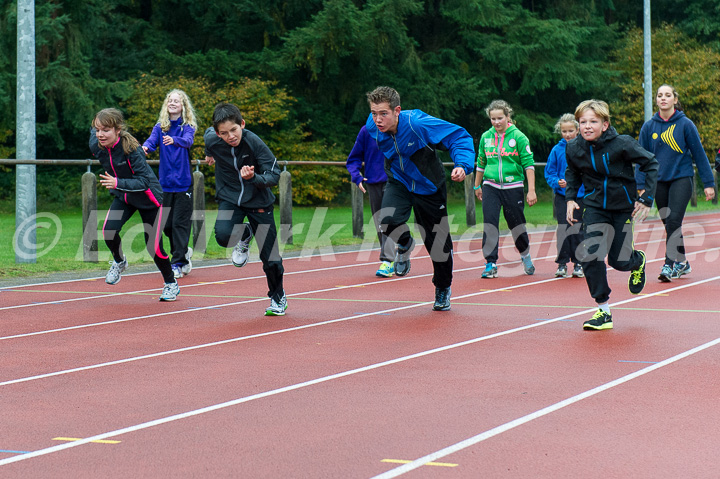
[1,275,717,467]
[372,335,720,478]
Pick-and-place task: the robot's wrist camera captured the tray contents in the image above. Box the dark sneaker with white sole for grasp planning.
[432,287,451,311]
[394,238,415,277]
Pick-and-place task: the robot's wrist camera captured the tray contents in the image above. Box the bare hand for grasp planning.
[162,135,174,146]
[704,187,716,201]
[526,191,537,206]
[205,156,215,166]
[474,186,482,201]
[240,165,255,180]
[142,146,149,155]
[99,171,117,190]
[558,179,567,188]
[358,179,367,194]
[632,201,650,222]
[451,167,466,182]
[566,201,579,225]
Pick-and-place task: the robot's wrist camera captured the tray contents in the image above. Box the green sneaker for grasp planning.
[628,250,646,295]
[375,261,394,278]
[583,309,613,330]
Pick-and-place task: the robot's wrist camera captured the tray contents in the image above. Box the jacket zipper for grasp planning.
[392,134,414,192]
[231,146,245,206]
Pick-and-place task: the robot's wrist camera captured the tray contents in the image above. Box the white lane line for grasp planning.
[1,275,717,467]
[372,334,720,478]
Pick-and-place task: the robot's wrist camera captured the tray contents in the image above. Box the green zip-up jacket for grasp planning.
[476,124,534,189]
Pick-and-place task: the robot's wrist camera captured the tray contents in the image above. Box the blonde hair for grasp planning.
[554,113,578,134]
[485,100,513,120]
[93,108,140,155]
[575,99,610,123]
[157,89,198,132]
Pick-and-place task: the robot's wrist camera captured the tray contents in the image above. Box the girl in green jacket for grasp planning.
[474,100,537,278]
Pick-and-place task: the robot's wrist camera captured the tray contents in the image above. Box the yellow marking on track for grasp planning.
[382,458,458,467]
[52,437,121,444]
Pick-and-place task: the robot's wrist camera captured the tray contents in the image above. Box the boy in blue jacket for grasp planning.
[365,86,475,311]
[346,125,394,277]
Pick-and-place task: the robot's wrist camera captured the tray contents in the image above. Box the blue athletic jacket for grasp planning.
[637,110,714,189]
[545,138,584,197]
[365,110,475,195]
[143,118,196,192]
[346,125,388,185]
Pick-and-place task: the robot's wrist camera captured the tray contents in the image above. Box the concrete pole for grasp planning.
[15,0,37,263]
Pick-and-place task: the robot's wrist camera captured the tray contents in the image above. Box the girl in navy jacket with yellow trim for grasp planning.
[90,108,179,301]
[636,84,715,282]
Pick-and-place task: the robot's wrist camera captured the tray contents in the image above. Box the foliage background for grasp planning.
[1,0,719,208]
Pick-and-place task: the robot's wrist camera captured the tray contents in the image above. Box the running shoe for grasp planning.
[159,281,180,301]
[555,264,567,278]
[265,292,288,316]
[394,238,415,277]
[671,261,691,279]
[375,261,394,278]
[583,309,613,330]
[171,263,183,279]
[658,264,673,283]
[522,254,535,275]
[628,250,646,295]
[105,257,127,285]
[232,234,252,268]
[481,262,498,278]
[572,264,584,278]
[432,286,451,311]
[181,247,193,276]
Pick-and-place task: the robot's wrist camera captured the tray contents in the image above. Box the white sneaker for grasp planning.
[171,264,183,279]
[106,257,127,285]
[232,237,251,267]
[159,281,180,301]
[181,247,193,276]
[265,292,288,316]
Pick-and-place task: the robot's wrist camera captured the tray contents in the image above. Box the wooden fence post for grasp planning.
[464,173,476,227]
[279,170,293,244]
[81,171,98,262]
[192,170,206,253]
[351,182,364,238]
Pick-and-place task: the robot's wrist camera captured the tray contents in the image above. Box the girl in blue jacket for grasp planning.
[545,113,584,278]
[637,84,715,282]
[143,89,198,279]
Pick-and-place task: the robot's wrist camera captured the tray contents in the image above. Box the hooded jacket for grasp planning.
[365,110,475,195]
[566,126,658,212]
[637,110,714,189]
[89,130,163,209]
[204,127,280,209]
[477,124,534,189]
[143,118,196,192]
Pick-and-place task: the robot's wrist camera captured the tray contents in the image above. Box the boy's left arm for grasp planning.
[248,139,281,188]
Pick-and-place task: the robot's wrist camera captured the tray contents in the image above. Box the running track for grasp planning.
[1,213,720,478]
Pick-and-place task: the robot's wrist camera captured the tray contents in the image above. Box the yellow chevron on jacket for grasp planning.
[660,124,683,153]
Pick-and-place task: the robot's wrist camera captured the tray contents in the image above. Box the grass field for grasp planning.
[2,197,719,279]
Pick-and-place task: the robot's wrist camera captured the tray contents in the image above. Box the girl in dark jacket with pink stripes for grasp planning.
[90,108,179,301]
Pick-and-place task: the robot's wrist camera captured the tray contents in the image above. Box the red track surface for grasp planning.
[2,213,720,478]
